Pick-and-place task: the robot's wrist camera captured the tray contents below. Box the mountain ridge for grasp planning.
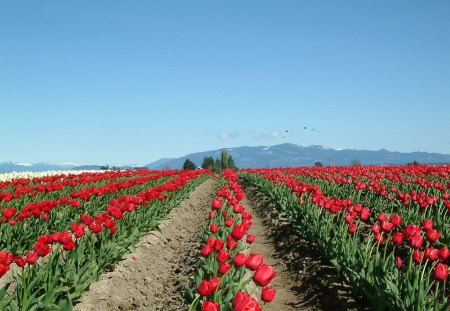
[146,143,450,169]
[1,143,449,173]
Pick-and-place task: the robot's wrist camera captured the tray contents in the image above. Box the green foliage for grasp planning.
[227,155,238,170]
[314,161,323,167]
[183,159,197,170]
[220,149,229,170]
[201,156,215,170]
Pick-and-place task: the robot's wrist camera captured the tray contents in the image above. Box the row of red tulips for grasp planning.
[0,169,209,310]
[188,169,276,311]
[240,165,450,311]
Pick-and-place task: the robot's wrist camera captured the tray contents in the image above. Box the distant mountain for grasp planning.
[0,161,140,173]
[0,162,101,173]
[146,143,450,169]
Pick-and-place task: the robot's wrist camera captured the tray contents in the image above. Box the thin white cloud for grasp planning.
[218,132,239,140]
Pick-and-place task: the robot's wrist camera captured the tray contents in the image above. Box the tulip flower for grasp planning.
[422,219,433,230]
[212,198,222,210]
[433,263,449,281]
[390,214,402,227]
[210,224,219,233]
[426,229,440,243]
[225,217,234,227]
[233,253,247,267]
[219,262,232,274]
[216,249,230,264]
[246,253,264,271]
[438,247,450,261]
[246,234,256,244]
[412,250,424,263]
[253,264,276,286]
[233,291,262,311]
[261,286,276,302]
[202,301,220,311]
[395,256,403,269]
[231,224,247,240]
[391,232,404,244]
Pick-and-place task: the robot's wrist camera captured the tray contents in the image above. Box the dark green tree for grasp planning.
[228,155,238,170]
[213,158,222,174]
[183,159,197,170]
[201,156,215,170]
[314,161,323,167]
[351,159,362,166]
[220,149,229,170]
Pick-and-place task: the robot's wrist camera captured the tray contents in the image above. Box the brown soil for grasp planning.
[242,184,369,311]
[73,179,217,311]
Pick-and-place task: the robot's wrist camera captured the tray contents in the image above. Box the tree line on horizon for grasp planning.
[183,149,237,173]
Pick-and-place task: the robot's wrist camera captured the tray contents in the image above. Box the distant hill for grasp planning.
[2,143,449,173]
[145,143,450,169]
[0,162,113,173]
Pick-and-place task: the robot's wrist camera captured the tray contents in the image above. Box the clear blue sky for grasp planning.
[1,1,449,166]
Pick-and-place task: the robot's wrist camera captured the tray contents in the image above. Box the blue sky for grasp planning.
[1,1,449,166]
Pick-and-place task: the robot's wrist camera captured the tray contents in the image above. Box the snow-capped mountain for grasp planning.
[146,143,450,169]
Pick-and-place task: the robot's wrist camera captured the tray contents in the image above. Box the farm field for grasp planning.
[0,165,449,310]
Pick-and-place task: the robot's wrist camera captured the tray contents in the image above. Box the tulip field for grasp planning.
[239,165,450,311]
[0,165,449,310]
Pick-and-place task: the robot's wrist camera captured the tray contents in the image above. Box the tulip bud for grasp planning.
[261,286,276,302]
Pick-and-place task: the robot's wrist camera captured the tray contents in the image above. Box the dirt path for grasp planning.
[242,186,366,311]
[242,196,305,310]
[73,179,217,311]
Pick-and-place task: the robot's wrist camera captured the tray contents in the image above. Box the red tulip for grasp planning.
[34,242,51,257]
[253,264,276,286]
[433,263,449,281]
[210,224,219,233]
[233,291,262,311]
[26,251,38,264]
[425,247,439,261]
[422,219,433,230]
[377,213,387,222]
[201,244,213,257]
[212,198,222,210]
[391,232,404,244]
[438,247,450,261]
[0,264,9,277]
[226,234,238,250]
[246,253,264,271]
[225,217,234,227]
[360,207,370,221]
[395,256,403,269]
[261,286,276,302]
[426,229,440,243]
[409,235,424,249]
[390,214,402,227]
[371,223,381,234]
[348,223,357,233]
[219,262,232,274]
[14,256,26,268]
[381,221,394,233]
[206,237,217,247]
[231,224,246,240]
[216,249,230,263]
[246,234,256,244]
[233,204,245,213]
[233,253,247,267]
[198,279,214,296]
[412,250,424,263]
[213,239,225,251]
[202,301,220,311]
[209,276,220,291]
